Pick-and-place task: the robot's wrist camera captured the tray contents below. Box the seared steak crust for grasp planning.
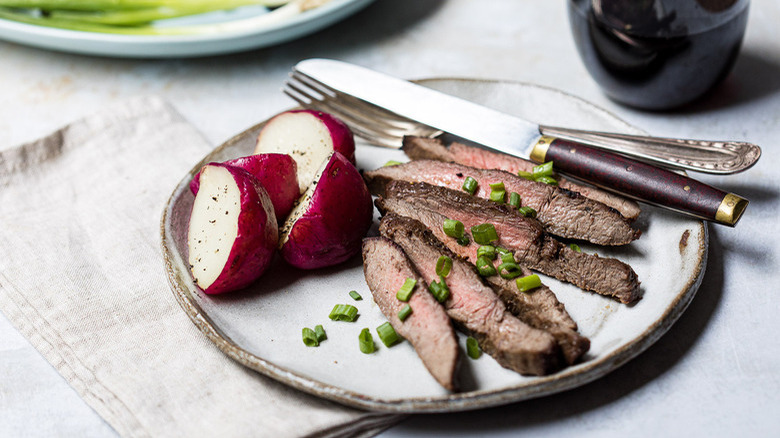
[402,136,641,221]
[375,181,641,304]
[364,159,640,246]
[379,214,564,375]
[362,237,460,390]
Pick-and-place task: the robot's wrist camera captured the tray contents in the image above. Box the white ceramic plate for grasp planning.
[161,78,707,412]
[0,0,374,58]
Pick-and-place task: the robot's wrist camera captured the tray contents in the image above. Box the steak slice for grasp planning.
[364,159,640,246]
[402,135,642,221]
[362,237,460,390]
[375,181,641,304]
[379,213,564,375]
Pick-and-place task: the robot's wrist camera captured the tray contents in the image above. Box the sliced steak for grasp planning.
[364,160,640,246]
[375,181,641,304]
[402,136,642,221]
[362,237,460,390]
[379,214,564,375]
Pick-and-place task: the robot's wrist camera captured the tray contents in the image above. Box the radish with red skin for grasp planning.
[280,152,373,270]
[188,163,278,294]
[190,153,299,222]
[254,110,355,193]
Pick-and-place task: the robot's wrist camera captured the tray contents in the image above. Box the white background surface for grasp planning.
[1,0,778,437]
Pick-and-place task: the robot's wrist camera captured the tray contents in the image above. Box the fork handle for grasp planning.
[530,136,748,226]
[539,125,761,175]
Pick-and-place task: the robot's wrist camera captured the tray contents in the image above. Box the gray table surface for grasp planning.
[2,0,778,436]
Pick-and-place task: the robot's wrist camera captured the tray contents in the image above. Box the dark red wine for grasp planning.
[568,0,749,109]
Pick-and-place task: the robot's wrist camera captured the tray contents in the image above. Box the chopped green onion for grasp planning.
[302,327,319,347]
[456,234,470,246]
[396,278,417,302]
[436,255,453,277]
[518,170,534,180]
[500,251,515,264]
[349,290,362,301]
[498,262,523,279]
[534,176,558,185]
[466,336,482,359]
[443,219,465,239]
[376,322,402,347]
[462,176,478,195]
[489,182,505,191]
[398,304,412,321]
[516,274,542,292]
[328,304,359,322]
[384,160,403,167]
[476,256,497,277]
[429,276,450,302]
[518,206,537,218]
[471,223,499,245]
[314,324,327,342]
[532,161,554,178]
[508,192,521,209]
[496,246,511,257]
[569,243,582,252]
[489,182,506,204]
[359,328,375,354]
[477,245,497,260]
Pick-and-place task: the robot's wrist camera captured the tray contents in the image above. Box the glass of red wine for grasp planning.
[568,0,750,110]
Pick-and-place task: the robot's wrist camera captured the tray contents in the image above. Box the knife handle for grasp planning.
[529,136,748,226]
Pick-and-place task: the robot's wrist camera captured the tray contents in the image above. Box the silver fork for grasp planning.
[284,69,761,175]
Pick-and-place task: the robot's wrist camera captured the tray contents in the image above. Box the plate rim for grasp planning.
[160,78,708,412]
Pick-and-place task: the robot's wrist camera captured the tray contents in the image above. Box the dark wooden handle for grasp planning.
[532,136,747,226]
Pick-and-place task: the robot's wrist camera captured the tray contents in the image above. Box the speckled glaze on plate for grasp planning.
[161,78,707,412]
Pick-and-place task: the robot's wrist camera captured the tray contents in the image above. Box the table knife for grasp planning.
[294,58,749,226]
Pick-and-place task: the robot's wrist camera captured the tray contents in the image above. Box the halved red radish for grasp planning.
[279,152,373,270]
[188,163,278,294]
[190,153,299,222]
[254,110,355,193]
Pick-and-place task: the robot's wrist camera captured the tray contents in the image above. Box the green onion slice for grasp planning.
[302,327,319,347]
[508,192,521,209]
[429,276,450,303]
[328,304,359,322]
[314,324,327,342]
[376,322,402,347]
[396,278,417,302]
[398,304,412,321]
[500,251,515,264]
[569,243,582,252]
[359,328,375,354]
[534,176,558,185]
[436,255,453,277]
[443,219,465,238]
[456,234,470,246]
[518,206,537,218]
[349,290,362,301]
[462,176,478,195]
[471,223,499,245]
[489,182,505,191]
[517,170,534,180]
[489,189,506,204]
[532,161,554,178]
[516,274,542,292]
[477,245,496,260]
[466,336,482,359]
[476,256,497,277]
[384,160,403,167]
[498,262,523,279]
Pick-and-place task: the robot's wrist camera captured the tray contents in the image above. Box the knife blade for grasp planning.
[294,58,748,226]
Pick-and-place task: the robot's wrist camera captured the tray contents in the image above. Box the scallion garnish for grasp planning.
[508,192,521,209]
[471,223,499,245]
[489,182,505,191]
[384,160,403,167]
[518,206,537,218]
[328,304,359,322]
[516,274,542,292]
[398,304,412,321]
[443,219,465,239]
[476,256,497,277]
[500,251,515,264]
[517,170,534,180]
[532,161,554,178]
[376,322,402,347]
[359,328,375,354]
[569,243,582,252]
[396,278,417,302]
[428,276,450,302]
[534,176,558,185]
[349,290,362,301]
[462,176,478,195]
[466,336,482,359]
[498,262,523,279]
[456,234,470,246]
[436,255,453,277]
[489,188,506,204]
[477,245,496,260]
[302,327,319,347]
[314,324,327,342]
[495,246,511,257]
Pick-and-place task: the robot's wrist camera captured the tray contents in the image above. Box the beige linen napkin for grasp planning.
[0,96,402,438]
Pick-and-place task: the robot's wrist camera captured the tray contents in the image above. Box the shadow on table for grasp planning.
[395,229,726,433]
